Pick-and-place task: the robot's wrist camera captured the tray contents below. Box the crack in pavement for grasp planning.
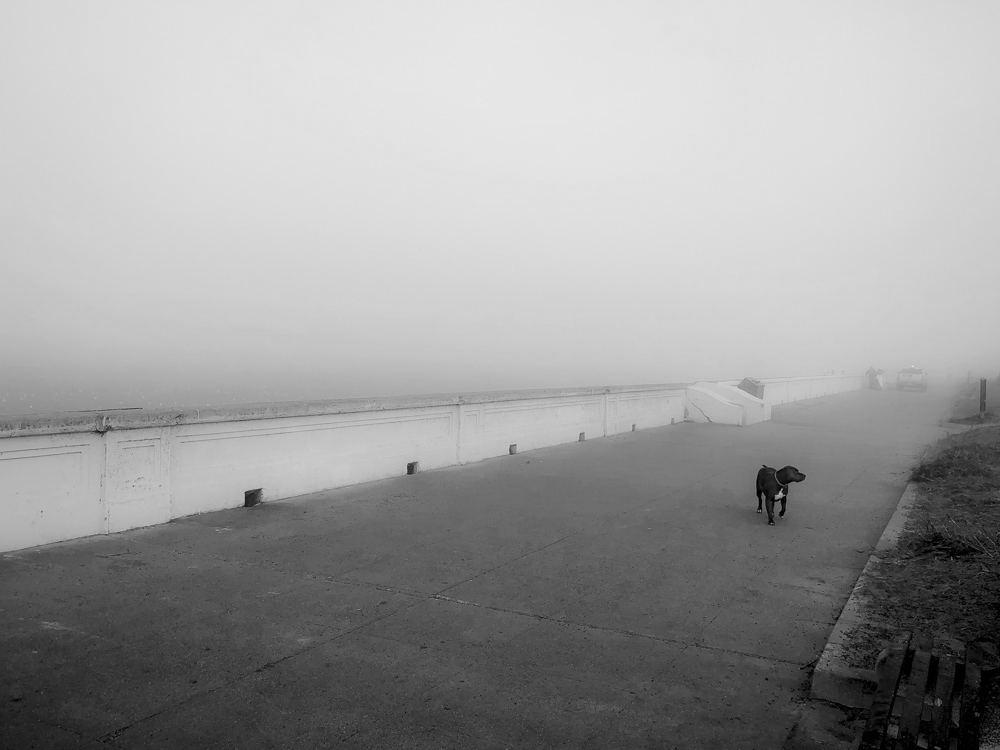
[427,467,733,600]
[427,592,811,668]
[92,587,455,746]
[827,467,869,505]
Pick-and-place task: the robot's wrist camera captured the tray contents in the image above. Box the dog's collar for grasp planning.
[773,469,787,488]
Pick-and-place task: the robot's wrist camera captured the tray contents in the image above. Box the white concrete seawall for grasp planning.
[0,375,864,552]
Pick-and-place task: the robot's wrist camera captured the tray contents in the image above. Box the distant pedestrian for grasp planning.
[866,366,882,390]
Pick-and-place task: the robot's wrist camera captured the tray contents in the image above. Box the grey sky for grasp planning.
[2,1,998,412]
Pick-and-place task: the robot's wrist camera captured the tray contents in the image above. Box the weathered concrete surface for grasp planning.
[1,386,953,749]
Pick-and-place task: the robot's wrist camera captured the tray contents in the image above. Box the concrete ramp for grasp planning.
[685,384,746,425]
[692,382,770,425]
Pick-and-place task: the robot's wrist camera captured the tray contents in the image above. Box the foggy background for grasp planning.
[2,1,998,415]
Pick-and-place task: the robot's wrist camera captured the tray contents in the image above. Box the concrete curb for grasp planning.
[810,482,923,708]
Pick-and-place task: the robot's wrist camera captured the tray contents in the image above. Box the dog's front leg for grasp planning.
[779,494,787,518]
[765,497,775,525]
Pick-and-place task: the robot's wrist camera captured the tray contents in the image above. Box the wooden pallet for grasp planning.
[853,631,989,750]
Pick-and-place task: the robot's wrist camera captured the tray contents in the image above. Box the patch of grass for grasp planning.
[910,443,1000,483]
[846,425,1000,670]
[905,516,1000,559]
[841,621,895,670]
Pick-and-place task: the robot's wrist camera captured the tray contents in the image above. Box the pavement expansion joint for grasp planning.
[94,689,213,746]
[826,468,868,504]
[432,591,694,649]
[424,478,707,600]
[432,530,584,597]
[126,536,435,601]
[683,641,814,668]
[429,590,817,669]
[90,592,438,745]
[28,715,85,743]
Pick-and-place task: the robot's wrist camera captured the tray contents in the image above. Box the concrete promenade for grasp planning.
[1,386,954,749]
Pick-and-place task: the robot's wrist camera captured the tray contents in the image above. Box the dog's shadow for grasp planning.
[730,501,775,527]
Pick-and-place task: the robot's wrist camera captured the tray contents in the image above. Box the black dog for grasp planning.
[756,465,806,526]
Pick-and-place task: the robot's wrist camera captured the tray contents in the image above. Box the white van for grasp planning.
[896,367,928,392]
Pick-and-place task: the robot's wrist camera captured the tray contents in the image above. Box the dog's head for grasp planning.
[776,466,806,484]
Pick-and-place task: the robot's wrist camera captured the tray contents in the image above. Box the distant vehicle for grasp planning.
[896,366,928,392]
